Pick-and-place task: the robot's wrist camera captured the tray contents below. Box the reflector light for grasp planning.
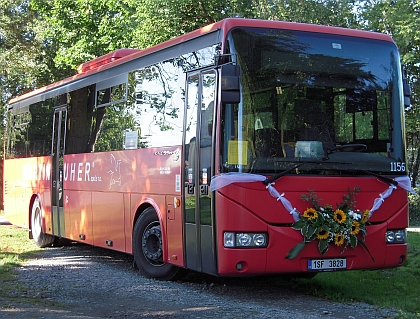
[77,49,140,74]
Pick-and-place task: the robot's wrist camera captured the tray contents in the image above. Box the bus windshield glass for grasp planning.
[220,27,405,175]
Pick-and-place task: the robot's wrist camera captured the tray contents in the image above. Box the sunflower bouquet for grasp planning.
[286,187,374,261]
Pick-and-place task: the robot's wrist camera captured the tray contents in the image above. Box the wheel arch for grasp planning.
[28,193,41,239]
[132,199,164,235]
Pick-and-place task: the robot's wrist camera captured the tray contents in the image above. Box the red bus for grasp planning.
[4,18,412,280]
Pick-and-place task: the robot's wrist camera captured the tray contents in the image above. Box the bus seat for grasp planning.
[254,128,282,157]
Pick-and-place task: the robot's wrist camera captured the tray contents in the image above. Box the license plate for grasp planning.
[308,258,346,271]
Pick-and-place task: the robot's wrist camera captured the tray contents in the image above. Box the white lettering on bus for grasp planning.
[154,149,180,161]
[62,162,97,182]
[22,161,100,183]
[85,162,91,181]
[108,154,122,189]
[78,162,83,181]
[70,163,76,181]
[22,163,51,181]
[63,163,68,181]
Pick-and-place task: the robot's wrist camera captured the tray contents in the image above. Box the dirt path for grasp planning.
[0,239,399,319]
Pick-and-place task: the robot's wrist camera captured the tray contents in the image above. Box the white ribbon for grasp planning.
[394,176,415,194]
[369,175,414,217]
[210,173,414,221]
[210,173,265,191]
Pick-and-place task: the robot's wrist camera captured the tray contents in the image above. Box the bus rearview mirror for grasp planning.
[221,64,241,104]
[402,69,411,108]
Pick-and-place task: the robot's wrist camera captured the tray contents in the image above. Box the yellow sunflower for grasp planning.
[334,233,345,246]
[361,210,370,224]
[317,229,329,240]
[303,208,318,220]
[351,221,360,235]
[333,209,346,224]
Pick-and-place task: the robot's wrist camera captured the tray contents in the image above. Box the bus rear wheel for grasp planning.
[133,207,187,280]
[31,198,55,248]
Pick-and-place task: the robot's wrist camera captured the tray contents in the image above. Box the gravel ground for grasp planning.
[0,237,401,319]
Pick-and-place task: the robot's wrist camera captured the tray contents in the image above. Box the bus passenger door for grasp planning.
[184,70,216,274]
[51,106,67,237]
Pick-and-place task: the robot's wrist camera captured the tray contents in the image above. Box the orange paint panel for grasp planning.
[3,157,52,228]
[92,192,125,251]
[123,193,132,254]
[41,189,53,234]
[65,190,93,243]
[165,196,184,267]
[63,147,181,195]
[3,159,17,225]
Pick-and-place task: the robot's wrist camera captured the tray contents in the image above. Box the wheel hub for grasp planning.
[142,225,163,262]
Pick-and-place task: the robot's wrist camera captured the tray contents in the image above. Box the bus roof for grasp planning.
[7,18,394,109]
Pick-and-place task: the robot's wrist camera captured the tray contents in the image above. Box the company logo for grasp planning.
[154,149,180,161]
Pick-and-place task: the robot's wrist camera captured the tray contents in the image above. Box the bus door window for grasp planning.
[199,73,216,225]
[185,74,199,222]
[51,106,67,237]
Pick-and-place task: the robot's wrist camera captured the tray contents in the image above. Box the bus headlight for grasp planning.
[386,229,406,244]
[224,232,268,248]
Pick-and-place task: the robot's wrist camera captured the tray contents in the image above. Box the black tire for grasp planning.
[132,207,187,280]
[31,198,55,248]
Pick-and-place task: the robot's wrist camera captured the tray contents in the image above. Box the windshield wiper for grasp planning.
[348,169,398,186]
[262,161,309,185]
[326,143,367,154]
[262,159,352,185]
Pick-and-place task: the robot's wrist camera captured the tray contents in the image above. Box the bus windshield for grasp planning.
[220,27,406,175]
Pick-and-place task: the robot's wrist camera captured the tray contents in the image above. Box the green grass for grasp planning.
[274,231,420,318]
[0,225,42,305]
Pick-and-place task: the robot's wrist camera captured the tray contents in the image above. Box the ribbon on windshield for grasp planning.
[210,173,414,221]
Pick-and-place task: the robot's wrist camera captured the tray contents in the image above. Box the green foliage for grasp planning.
[357,0,420,186]
[409,187,420,226]
[287,188,372,259]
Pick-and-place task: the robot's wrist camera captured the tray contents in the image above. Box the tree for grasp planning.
[357,0,420,186]
[0,1,42,101]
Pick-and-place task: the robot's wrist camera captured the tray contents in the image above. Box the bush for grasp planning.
[409,187,420,226]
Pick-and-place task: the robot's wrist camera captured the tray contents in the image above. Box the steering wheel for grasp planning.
[328,144,367,153]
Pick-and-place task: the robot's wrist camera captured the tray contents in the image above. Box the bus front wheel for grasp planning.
[31,198,55,248]
[132,207,186,280]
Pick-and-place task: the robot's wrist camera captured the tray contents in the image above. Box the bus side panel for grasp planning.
[92,192,125,251]
[165,195,184,267]
[63,147,181,254]
[3,159,17,225]
[3,157,51,229]
[41,186,52,235]
[124,193,132,254]
[64,190,93,244]
[63,147,181,195]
